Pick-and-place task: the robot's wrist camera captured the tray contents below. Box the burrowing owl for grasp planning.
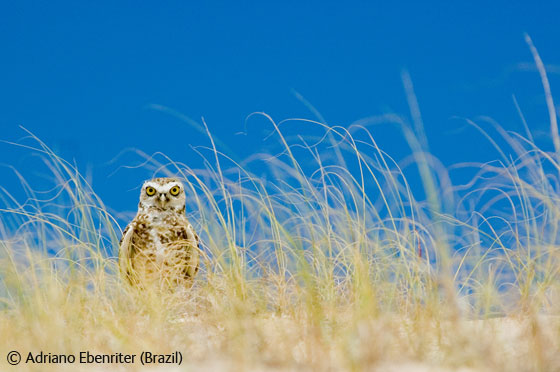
[119,177,199,289]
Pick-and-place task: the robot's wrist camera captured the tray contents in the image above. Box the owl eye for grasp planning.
[169,186,181,196]
[145,186,156,196]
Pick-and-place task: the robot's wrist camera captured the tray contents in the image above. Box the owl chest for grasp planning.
[148,227,171,263]
[132,217,188,265]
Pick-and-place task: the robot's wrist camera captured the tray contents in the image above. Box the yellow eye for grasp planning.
[145,186,156,196]
[169,186,181,196]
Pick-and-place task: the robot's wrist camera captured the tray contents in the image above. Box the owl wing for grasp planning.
[119,224,135,280]
[184,223,200,278]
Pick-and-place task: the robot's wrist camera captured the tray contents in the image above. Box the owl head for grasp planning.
[138,177,186,213]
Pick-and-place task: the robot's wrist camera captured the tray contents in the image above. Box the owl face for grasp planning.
[138,177,186,213]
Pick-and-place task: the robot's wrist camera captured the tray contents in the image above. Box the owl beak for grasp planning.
[158,193,169,204]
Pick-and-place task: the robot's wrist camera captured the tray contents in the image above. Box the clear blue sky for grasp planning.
[1,1,559,214]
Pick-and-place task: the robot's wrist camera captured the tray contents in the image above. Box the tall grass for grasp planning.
[2,60,560,372]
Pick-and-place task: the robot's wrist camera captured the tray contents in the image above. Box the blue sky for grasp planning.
[1,1,559,214]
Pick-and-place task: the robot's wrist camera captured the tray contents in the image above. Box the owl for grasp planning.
[119,177,199,289]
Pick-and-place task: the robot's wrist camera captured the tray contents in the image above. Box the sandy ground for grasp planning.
[4,315,559,371]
